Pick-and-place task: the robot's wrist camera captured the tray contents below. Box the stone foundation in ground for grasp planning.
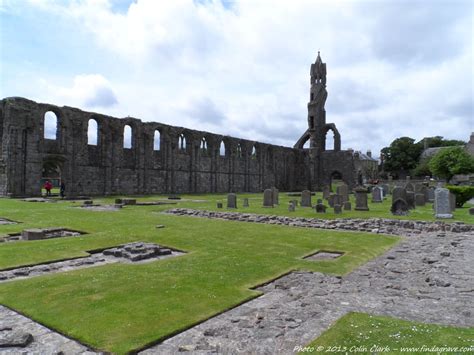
[0,242,183,283]
[164,208,474,235]
[142,229,474,354]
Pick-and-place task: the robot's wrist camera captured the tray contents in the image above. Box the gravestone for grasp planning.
[227,193,237,209]
[406,191,415,209]
[334,205,342,214]
[315,203,326,213]
[322,186,330,200]
[414,183,423,193]
[328,193,336,207]
[391,198,409,215]
[381,184,390,196]
[354,187,369,211]
[415,193,425,206]
[217,202,223,208]
[392,186,407,203]
[336,184,349,202]
[434,188,453,218]
[343,201,351,211]
[427,187,435,202]
[288,201,295,212]
[301,190,312,207]
[421,186,429,202]
[243,198,249,207]
[449,193,456,212]
[272,187,279,205]
[263,189,273,207]
[371,187,383,203]
[469,207,474,215]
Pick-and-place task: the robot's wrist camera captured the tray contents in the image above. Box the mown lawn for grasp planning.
[0,196,398,353]
[0,192,472,354]
[303,312,474,354]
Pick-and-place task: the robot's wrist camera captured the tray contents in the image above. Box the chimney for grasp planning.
[366,150,372,158]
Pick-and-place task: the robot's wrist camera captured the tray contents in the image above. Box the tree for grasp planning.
[423,136,465,148]
[381,137,423,176]
[428,146,474,181]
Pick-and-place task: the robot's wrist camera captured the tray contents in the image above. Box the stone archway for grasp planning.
[329,170,343,192]
[41,155,65,195]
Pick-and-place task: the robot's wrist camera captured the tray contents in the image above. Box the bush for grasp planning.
[429,147,474,181]
[446,185,474,207]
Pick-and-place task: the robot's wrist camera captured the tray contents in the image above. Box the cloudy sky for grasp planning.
[1,0,472,155]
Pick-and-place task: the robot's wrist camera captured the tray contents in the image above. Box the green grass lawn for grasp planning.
[303,312,474,354]
[0,193,471,353]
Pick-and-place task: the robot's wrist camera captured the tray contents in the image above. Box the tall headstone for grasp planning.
[371,187,383,203]
[301,190,312,207]
[334,205,342,214]
[272,187,279,205]
[354,187,369,211]
[243,198,249,207]
[227,193,237,208]
[414,183,423,193]
[343,201,351,211]
[392,186,407,203]
[263,189,273,207]
[406,191,415,209]
[322,186,330,200]
[449,192,456,212]
[336,184,349,202]
[381,184,390,196]
[427,187,435,202]
[328,193,336,207]
[434,188,453,218]
[405,182,414,192]
[415,193,425,206]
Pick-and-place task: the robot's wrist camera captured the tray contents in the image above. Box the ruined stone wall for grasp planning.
[0,97,308,196]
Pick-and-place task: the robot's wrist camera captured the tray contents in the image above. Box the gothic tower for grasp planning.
[308,51,327,150]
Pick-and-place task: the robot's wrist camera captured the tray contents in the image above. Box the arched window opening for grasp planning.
[44,111,58,140]
[154,130,161,151]
[219,141,226,156]
[251,145,257,159]
[326,130,335,150]
[200,137,208,151]
[179,134,186,150]
[88,119,98,145]
[236,144,242,158]
[123,125,132,149]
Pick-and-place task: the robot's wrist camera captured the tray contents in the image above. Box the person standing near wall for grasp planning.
[60,182,66,198]
[44,180,53,196]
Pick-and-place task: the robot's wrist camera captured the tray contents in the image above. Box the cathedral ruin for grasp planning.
[0,53,375,197]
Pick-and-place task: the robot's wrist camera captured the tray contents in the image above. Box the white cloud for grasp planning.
[41,74,118,109]
[5,0,474,155]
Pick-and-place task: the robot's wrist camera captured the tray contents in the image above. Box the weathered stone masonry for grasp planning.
[0,97,311,196]
[0,54,367,196]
